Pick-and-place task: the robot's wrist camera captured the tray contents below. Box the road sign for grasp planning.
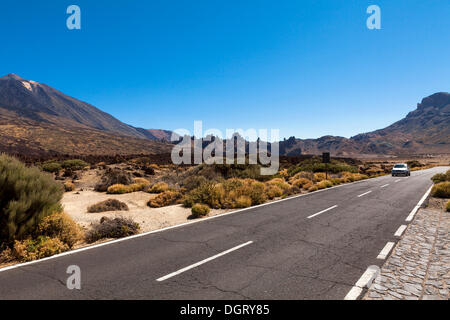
[322,152,330,163]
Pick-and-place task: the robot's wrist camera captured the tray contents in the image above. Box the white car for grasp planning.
[392,163,410,177]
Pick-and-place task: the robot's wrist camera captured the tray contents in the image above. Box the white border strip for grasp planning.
[394,225,407,237]
[405,185,433,222]
[156,241,253,281]
[344,266,379,300]
[376,242,395,260]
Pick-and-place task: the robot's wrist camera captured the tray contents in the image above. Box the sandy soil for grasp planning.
[62,190,229,233]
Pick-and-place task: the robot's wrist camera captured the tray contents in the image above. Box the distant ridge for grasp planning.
[279,92,450,156]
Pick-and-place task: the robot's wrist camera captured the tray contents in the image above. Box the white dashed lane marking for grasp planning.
[307,205,338,219]
[357,190,372,198]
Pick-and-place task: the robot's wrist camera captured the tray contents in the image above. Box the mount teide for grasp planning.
[0,74,172,155]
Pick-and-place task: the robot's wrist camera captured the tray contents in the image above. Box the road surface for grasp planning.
[0,166,447,300]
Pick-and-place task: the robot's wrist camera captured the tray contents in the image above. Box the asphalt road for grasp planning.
[0,166,447,300]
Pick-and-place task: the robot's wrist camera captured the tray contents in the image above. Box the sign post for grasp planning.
[322,152,330,180]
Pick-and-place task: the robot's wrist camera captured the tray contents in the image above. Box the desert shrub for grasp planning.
[85,217,140,243]
[36,212,82,248]
[148,181,169,193]
[234,195,252,208]
[183,181,221,208]
[406,160,423,168]
[0,154,63,243]
[329,178,342,186]
[107,184,130,194]
[302,181,313,190]
[446,201,450,212]
[308,185,319,192]
[64,181,75,192]
[95,169,134,192]
[340,172,368,182]
[279,169,289,178]
[431,182,450,198]
[317,180,333,189]
[431,173,446,184]
[291,178,312,188]
[290,171,313,181]
[142,166,155,175]
[313,172,326,182]
[191,204,210,218]
[148,191,182,208]
[128,177,151,192]
[266,178,290,192]
[42,161,61,173]
[239,179,267,206]
[289,161,357,176]
[431,171,450,184]
[61,159,89,170]
[87,199,129,213]
[183,178,267,209]
[265,185,283,199]
[8,236,69,262]
[282,186,302,198]
[182,175,209,191]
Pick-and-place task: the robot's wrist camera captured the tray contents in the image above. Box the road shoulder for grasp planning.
[364,204,449,300]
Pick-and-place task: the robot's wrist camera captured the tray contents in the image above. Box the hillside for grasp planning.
[0,74,172,156]
[279,92,450,156]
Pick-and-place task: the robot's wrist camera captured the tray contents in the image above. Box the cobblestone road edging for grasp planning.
[364,207,449,300]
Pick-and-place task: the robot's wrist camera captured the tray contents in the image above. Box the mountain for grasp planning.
[0,74,172,156]
[279,92,450,156]
[0,73,447,158]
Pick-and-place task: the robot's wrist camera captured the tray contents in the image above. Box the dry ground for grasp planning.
[62,190,229,234]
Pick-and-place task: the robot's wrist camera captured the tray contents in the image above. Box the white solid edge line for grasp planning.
[344,266,379,300]
[376,242,395,260]
[0,175,383,273]
[380,184,389,188]
[156,241,253,281]
[405,185,433,222]
[307,205,338,219]
[1,168,440,273]
[394,225,407,237]
[357,190,372,198]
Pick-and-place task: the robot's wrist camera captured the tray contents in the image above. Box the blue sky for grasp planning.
[1,0,449,139]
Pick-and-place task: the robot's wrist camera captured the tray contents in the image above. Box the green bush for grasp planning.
[61,159,89,170]
[431,171,450,184]
[431,182,450,198]
[42,161,62,173]
[0,154,63,243]
[9,236,69,262]
[36,212,82,248]
[191,204,210,218]
[288,160,357,176]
